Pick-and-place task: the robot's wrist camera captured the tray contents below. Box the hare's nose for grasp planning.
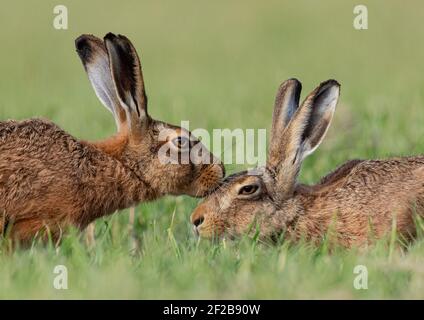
[191,207,206,228]
[193,216,204,227]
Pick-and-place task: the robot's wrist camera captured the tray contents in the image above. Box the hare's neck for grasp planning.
[273,197,305,238]
[278,190,332,243]
[80,135,155,224]
[90,131,128,158]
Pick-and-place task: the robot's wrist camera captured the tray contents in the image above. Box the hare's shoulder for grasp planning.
[317,159,364,187]
[297,159,363,195]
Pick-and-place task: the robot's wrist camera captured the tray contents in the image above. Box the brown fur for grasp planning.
[191,79,423,248]
[0,33,224,244]
[289,157,423,247]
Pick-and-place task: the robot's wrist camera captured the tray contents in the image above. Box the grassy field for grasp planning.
[1,0,424,299]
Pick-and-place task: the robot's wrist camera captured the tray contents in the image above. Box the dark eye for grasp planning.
[238,184,259,196]
[172,136,190,150]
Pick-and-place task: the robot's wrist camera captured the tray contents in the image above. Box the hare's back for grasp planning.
[0,118,89,188]
[0,118,71,150]
[1,118,83,158]
[331,156,424,229]
[343,156,424,188]
[302,156,424,245]
[309,156,424,220]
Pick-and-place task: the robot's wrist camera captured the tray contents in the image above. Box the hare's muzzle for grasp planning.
[189,162,225,197]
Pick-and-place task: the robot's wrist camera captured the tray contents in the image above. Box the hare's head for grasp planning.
[191,79,340,239]
[75,33,224,197]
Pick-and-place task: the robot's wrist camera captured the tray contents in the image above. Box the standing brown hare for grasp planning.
[0,33,224,244]
[191,79,424,248]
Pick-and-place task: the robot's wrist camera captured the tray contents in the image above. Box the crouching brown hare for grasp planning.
[191,79,424,248]
[0,33,224,244]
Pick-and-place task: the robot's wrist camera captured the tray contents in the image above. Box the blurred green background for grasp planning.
[0,0,423,299]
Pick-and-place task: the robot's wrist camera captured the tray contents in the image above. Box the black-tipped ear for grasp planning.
[300,79,340,159]
[104,33,148,129]
[272,79,302,130]
[75,35,96,66]
[268,79,302,169]
[75,34,126,131]
[270,79,340,201]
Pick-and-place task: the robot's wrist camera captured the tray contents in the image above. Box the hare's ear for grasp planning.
[104,33,149,141]
[267,79,302,169]
[271,80,340,199]
[75,34,126,131]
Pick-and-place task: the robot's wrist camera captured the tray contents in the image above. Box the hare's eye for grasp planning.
[239,184,259,196]
[172,136,190,150]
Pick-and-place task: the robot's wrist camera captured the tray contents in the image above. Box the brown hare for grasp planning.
[191,79,424,248]
[0,33,224,244]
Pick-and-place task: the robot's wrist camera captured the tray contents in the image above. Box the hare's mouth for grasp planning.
[194,228,229,242]
[192,225,200,238]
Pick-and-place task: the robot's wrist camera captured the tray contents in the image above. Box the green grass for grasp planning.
[1,0,424,299]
